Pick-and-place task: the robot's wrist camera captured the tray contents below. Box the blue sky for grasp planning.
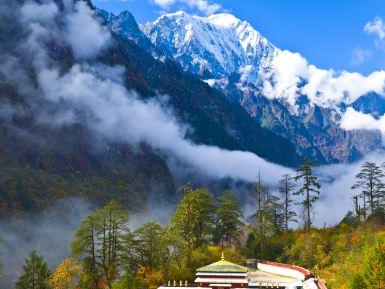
[93,0,385,75]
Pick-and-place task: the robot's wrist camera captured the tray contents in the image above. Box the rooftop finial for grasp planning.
[221,251,225,261]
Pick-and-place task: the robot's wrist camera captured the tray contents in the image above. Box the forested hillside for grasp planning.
[0,0,299,218]
[3,176,385,289]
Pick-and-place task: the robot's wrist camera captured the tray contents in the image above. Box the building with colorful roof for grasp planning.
[158,253,327,289]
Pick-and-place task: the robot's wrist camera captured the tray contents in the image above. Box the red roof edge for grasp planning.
[258,260,313,279]
[316,278,328,289]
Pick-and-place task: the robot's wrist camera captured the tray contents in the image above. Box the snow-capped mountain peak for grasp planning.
[141,11,277,78]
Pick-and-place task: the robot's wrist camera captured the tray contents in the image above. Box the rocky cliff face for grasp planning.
[140,11,277,79]
[137,11,383,163]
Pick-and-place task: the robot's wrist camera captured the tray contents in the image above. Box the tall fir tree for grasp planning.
[277,174,297,231]
[294,160,321,230]
[71,215,99,288]
[267,193,285,234]
[15,251,51,289]
[352,162,384,219]
[214,190,244,246]
[126,222,177,284]
[171,188,215,264]
[250,173,272,258]
[71,201,129,288]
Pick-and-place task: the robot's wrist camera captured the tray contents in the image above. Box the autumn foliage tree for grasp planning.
[47,258,82,289]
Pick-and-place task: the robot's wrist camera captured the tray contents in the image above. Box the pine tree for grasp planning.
[15,251,51,289]
[250,173,272,258]
[352,194,361,222]
[267,193,285,234]
[171,188,215,264]
[94,201,129,287]
[0,236,2,282]
[352,162,384,219]
[71,215,98,287]
[177,183,194,199]
[214,190,244,246]
[71,201,129,288]
[132,222,164,273]
[294,160,321,230]
[127,222,177,284]
[277,174,297,231]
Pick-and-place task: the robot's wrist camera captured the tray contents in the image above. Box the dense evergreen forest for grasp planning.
[2,160,385,289]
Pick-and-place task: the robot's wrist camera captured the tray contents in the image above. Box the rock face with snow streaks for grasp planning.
[141,11,277,79]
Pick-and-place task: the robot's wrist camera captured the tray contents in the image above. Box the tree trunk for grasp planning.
[306,189,311,230]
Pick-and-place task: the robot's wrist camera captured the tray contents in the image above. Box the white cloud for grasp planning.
[65,1,111,59]
[12,0,385,230]
[20,1,58,23]
[263,50,385,109]
[37,64,291,183]
[314,153,385,227]
[350,48,372,66]
[262,50,307,107]
[364,16,385,40]
[340,107,385,139]
[239,65,257,83]
[13,0,288,186]
[151,0,221,15]
[19,0,110,61]
[153,0,175,6]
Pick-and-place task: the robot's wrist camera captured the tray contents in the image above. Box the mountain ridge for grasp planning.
[140,10,277,79]
[137,10,383,163]
[0,1,300,217]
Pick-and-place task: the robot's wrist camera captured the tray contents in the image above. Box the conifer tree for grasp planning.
[15,251,51,289]
[267,193,285,234]
[352,162,384,219]
[214,190,244,246]
[95,201,128,286]
[294,160,321,230]
[126,222,177,284]
[71,215,98,287]
[171,188,215,264]
[250,173,272,258]
[71,201,129,288]
[0,236,2,282]
[177,183,194,199]
[277,174,297,231]
[132,222,165,273]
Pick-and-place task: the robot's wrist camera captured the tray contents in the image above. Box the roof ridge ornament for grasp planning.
[221,251,225,261]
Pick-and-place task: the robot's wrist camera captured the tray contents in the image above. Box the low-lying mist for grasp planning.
[1,0,385,286]
[1,152,384,286]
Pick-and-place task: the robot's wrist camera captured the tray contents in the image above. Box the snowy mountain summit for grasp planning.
[141,11,278,79]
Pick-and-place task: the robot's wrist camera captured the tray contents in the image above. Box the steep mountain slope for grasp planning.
[0,0,300,217]
[97,9,164,60]
[104,34,299,166]
[141,11,277,79]
[140,11,383,163]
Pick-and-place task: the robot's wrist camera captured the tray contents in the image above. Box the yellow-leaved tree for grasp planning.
[47,258,82,289]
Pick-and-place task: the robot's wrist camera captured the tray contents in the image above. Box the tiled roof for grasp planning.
[196,254,249,273]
